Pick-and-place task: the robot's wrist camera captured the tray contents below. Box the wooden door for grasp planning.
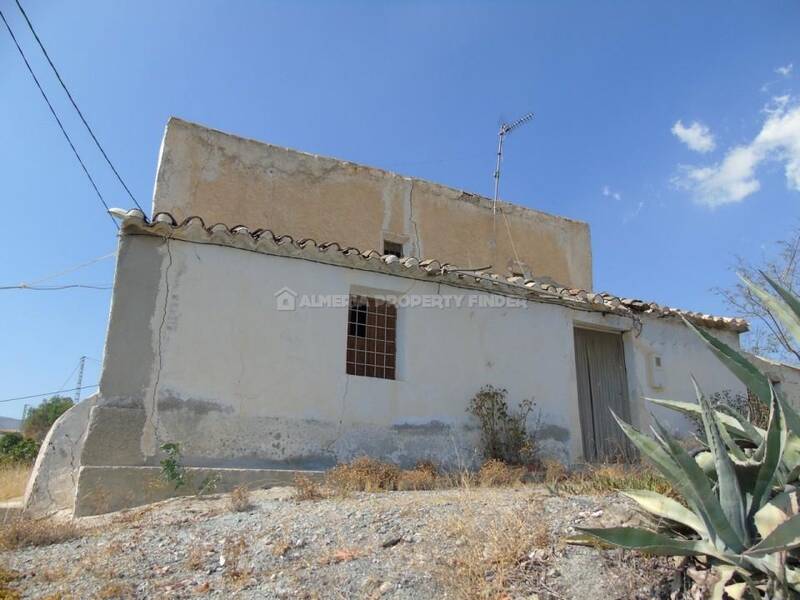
[573,328,632,461]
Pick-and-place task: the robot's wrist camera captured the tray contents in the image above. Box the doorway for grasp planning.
[573,327,633,461]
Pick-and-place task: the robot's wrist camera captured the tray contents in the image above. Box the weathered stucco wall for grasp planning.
[746,353,800,409]
[23,394,98,516]
[151,118,593,289]
[75,234,743,479]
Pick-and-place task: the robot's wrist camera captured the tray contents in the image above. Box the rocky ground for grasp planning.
[0,485,685,599]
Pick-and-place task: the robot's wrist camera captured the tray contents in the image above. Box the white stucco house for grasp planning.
[24,119,750,517]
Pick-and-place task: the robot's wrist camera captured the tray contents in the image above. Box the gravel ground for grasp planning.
[0,485,683,599]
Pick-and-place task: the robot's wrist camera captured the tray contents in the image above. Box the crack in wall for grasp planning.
[143,236,173,454]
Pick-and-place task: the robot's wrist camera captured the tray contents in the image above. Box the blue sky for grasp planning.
[1,1,799,418]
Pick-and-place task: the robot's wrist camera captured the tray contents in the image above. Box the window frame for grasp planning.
[345,294,397,380]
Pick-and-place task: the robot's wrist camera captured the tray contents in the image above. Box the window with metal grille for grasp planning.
[383,241,404,258]
[346,295,396,379]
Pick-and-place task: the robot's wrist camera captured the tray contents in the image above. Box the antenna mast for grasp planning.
[491,112,534,270]
[492,112,534,214]
[74,355,86,402]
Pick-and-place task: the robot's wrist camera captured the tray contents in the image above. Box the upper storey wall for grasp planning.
[152,118,593,290]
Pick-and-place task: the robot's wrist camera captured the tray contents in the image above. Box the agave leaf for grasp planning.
[621,490,707,536]
[716,404,766,444]
[749,386,787,517]
[611,412,686,491]
[743,272,800,348]
[695,450,717,479]
[711,565,737,600]
[646,397,759,442]
[694,376,749,547]
[723,582,748,599]
[649,415,745,553]
[786,565,800,591]
[745,513,800,556]
[754,488,798,539]
[717,414,749,462]
[613,412,722,530]
[777,394,800,440]
[682,317,772,405]
[576,526,714,556]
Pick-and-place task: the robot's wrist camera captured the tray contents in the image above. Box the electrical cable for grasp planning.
[22,250,116,287]
[14,0,145,214]
[0,284,112,290]
[0,384,98,403]
[0,8,118,230]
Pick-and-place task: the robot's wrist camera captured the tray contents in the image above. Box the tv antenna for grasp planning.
[492,111,534,214]
[491,112,534,273]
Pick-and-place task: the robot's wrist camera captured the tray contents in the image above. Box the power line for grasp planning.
[0,284,112,290]
[23,250,116,287]
[0,384,98,403]
[0,8,118,230]
[58,361,80,392]
[14,0,145,214]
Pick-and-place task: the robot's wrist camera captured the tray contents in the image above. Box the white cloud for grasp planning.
[671,120,716,153]
[776,63,794,77]
[622,201,644,224]
[602,185,621,200]
[676,99,800,207]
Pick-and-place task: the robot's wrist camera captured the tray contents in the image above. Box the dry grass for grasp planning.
[318,546,364,565]
[0,567,20,600]
[185,546,207,571]
[292,473,325,500]
[0,518,82,550]
[478,459,526,487]
[325,457,401,493]
[397,461,439,491]
[0,463,31,501]
[228,485,252,512]
[221,535,251,588]
[441,507,552,599]
[545,462,675,497]
[95,582,134,599]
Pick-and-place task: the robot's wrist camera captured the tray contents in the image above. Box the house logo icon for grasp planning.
[274,287,298,311]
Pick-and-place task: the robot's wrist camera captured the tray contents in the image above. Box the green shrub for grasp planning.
[22,396,73,442]
[467,385,539,465]
[0,433,39,464]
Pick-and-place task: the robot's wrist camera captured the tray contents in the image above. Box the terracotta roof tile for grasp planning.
[110,208,748,333]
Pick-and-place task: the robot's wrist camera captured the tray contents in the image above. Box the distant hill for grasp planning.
[0,416,21,432]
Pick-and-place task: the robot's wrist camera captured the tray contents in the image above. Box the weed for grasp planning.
[271,538,291,557]
[95,582,134,599]
[397,461,440,490]
[325,457,400,493]
[292,473,325,500]
[467,385,540,466]
[222,535,251,588]
[547,463,674,497]
[478,459,525,487]
[196,473,221,496]
[228,485,252,512]
[0,567,20,600]
[0,518,81,550]
[186,545,207,571]
[159,442,188,490]
[441,508,551,599]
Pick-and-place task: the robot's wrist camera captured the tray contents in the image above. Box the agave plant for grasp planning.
[572,273,800,599]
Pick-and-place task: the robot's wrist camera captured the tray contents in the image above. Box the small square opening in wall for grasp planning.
[383,241,404,258]
[346,295,396,380]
